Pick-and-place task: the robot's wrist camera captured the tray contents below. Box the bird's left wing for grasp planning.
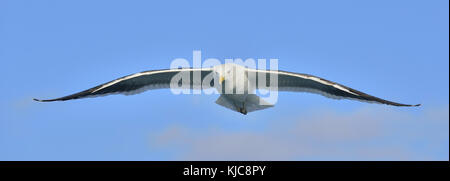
[34,68,214,102]
[248,69,420,107]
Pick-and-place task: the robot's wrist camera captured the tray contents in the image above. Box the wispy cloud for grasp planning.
[151,104,449,161]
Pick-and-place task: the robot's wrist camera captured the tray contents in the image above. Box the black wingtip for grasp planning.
[404,103,421,107]
[33,98,48,102]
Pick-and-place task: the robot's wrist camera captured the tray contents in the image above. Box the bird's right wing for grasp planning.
[34,68,214,102]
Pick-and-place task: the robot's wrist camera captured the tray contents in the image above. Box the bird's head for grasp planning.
[213,64,234,85]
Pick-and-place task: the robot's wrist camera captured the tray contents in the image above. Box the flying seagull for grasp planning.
[34,63,420,114]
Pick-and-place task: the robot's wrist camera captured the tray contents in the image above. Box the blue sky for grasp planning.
[0,0,448,160]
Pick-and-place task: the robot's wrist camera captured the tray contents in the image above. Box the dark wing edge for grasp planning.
[33,68,214,102]
[251,69,420,107]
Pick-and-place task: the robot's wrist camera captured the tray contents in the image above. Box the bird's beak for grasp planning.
[219,76,225,84]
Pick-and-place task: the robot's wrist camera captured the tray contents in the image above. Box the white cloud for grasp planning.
[151,105,449,160]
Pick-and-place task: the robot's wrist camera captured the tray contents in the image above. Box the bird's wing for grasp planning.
[34,68,214,102]
[248,69,420,107]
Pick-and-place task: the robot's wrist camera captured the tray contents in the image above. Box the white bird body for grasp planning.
[34,63,420,114]
[211,64,273,114]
